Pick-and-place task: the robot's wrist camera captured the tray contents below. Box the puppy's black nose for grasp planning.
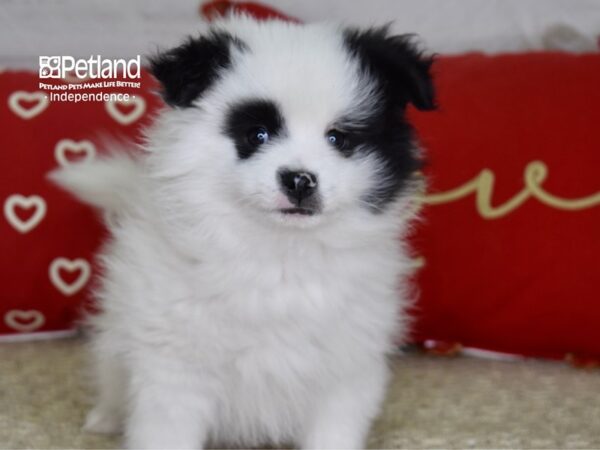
[278,169,318,205]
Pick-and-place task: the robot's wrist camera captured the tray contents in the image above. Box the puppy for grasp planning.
[52,16,435,450]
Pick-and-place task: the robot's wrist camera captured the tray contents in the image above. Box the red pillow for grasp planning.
[0,70,161,340]
[409,52,600,360]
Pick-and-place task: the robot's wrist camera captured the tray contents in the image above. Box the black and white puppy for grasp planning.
[53,16,435,449]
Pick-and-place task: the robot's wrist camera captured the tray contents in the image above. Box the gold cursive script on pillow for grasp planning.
[421,160,600,219]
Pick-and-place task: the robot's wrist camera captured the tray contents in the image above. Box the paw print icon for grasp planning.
[39,56,61,78]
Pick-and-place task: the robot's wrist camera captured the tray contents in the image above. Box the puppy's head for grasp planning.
[149,18,434,229]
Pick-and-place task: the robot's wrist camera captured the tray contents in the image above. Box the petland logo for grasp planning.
[39,55,141,80]
[38,55,142,103]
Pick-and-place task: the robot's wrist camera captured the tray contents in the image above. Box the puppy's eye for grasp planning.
[326,130,346,149]
[247,127,270,146]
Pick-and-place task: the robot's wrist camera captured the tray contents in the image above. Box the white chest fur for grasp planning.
[92,211,410,447]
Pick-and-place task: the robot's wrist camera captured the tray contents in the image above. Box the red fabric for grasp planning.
[201,1,300,23]
[409,53,600,360]
[0,71,162,337]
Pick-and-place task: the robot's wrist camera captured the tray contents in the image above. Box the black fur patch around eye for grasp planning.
[149,31,245,108]
[341,26,434,213]
[335,107,424,212]
[223,99,285,160]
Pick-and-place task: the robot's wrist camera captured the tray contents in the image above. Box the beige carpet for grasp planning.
[1,338,599,449]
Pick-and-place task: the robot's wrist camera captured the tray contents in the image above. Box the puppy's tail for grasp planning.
[49,151,144,214]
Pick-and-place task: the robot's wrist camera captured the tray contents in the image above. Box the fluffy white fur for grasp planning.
[52,17,422,449]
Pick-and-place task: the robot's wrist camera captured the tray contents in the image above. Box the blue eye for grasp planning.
[247,127,269,146]
[326,130,346,149]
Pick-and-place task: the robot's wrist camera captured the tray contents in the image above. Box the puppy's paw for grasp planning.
[83,406,122,435]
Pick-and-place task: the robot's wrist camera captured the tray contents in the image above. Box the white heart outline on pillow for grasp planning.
[54,139,96,167]
[105,96,146,125]
[8,91,49,120]
[49,257,91,296]
[4,194,47,234]
[4,310,46,332]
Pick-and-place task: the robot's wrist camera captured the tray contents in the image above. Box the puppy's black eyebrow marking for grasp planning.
[223,99,285,160]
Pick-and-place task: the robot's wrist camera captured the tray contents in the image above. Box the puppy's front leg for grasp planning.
[125,356,213,449]
[300,362,389,450]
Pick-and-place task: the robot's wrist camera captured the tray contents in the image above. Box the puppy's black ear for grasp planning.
[344,26,435,111]
[149,31,244,108]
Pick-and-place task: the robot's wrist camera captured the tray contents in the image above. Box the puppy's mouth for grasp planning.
[279,207,316,216]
